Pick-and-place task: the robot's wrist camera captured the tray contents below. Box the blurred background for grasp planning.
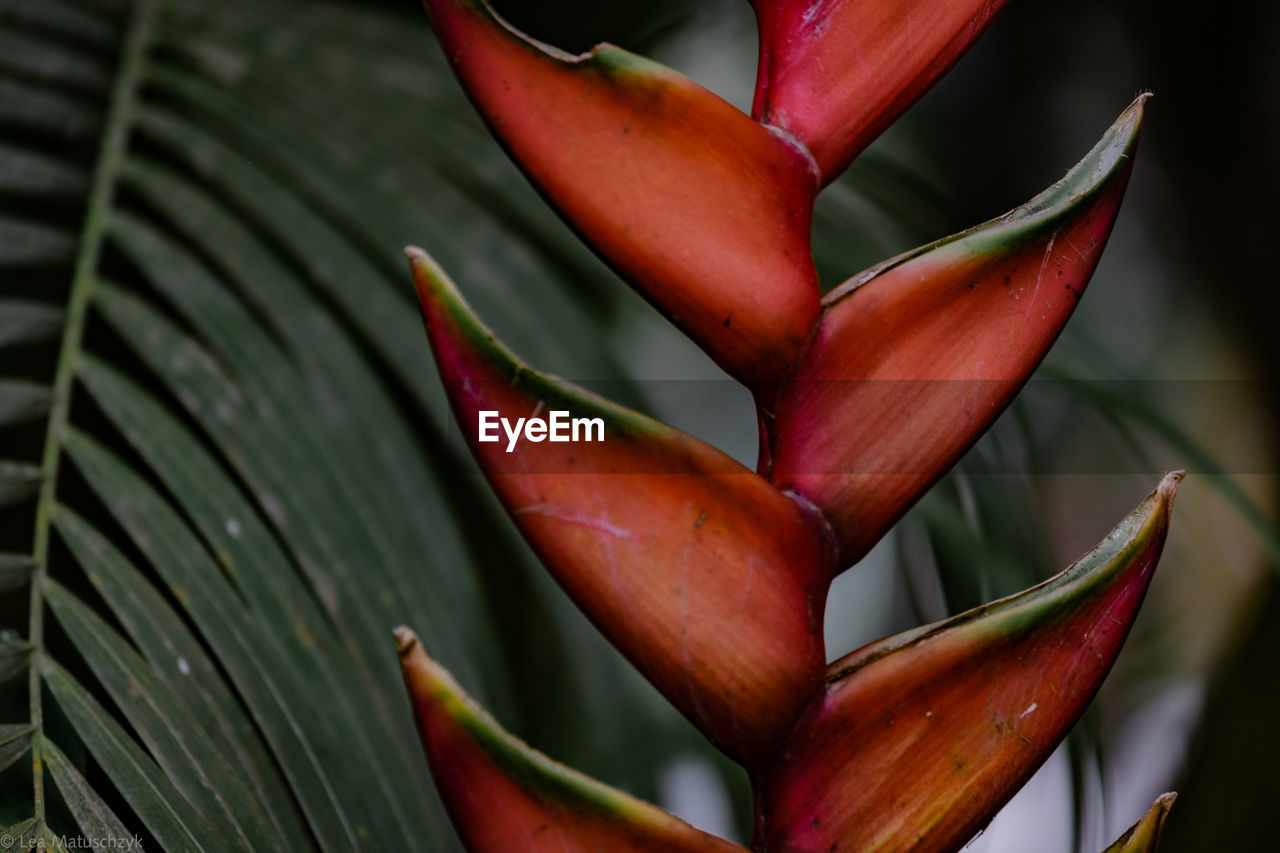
[1,0,1276,849]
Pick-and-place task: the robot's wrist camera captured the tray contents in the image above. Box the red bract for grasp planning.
[750,0,1010,183]
[410,249,833,765]
[420,0,821,389]
[403,0,1182,850]
[768,98,1146,569]
[397,628,748,853]
[760,473,1179,853]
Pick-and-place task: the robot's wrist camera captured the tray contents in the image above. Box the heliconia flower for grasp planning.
[410,3,1179,848]
[396,627,748,853]
[749,0,1010,183]
[768,96,1146,571]
[1102,794,1176,853]
[408,249,836,765]
[419,0,821,389]
[759,472,1180,853]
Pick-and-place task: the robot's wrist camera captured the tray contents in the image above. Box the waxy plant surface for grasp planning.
[396,2,1182,851]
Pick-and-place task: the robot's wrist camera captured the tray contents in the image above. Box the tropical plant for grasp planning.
[0,0,1273,851]
[393,1,1180,852]
[0,0,672,847]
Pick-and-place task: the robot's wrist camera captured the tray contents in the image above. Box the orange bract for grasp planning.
[750,0,1010,183]
[422,0,822,389]
[770,98,1145,570]
[398,628,748,853]
[761,474,1179,853]
[411,250,833,766]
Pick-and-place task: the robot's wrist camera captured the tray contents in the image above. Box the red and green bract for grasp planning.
[398,1,1180,851]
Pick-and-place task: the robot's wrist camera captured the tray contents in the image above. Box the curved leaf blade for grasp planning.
[0,817,38,850]
[750,0,1010,182]
[411,249,832,764]
[43,738,138,848]
[52,504,309,843]
[0,145,87,198]
[0,0,118,50]
[420,0,821,388]
[87,282,450,846]
[0,724,34,774]
[0,640,32,686]
[762,473,1180,853]
[62,427,381,849]
[397,628,746,853]
[0,77,98,141]
[0,300,63,350]
[0,28,112,95]
[43,661,215,853]
[45,581,276,851]
[111,159,491,681]
[771,98,1146,570]
[0,219,75,267]
[0,554,34,593]
[0,381,52,428]
[0,460,41,509]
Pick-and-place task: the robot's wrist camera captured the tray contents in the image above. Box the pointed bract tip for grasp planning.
[393,626,419,656]
[767,476,1179,853]
[404,245,440,277]
[405,247,455,305]
[1159,470,1185,502]
[398,615,751,852]
[1103,792,1177,852]
[1121,93,1150,128]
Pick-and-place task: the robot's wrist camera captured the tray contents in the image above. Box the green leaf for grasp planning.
[0,0,118,50]
[62,430,375,850]
[0,77,98,140]
[0,817,38,850]
[2,0,670,847]
[45,580,278,850]
[0,219,75,268]
[51,503,307,842]
[85,284,456,845]
[0,461,41,508]
[43,661,216,853]
[0,381,51,428]
[105,194,487,683]
[0,25,111,89]
[0,555,34,593]
[0,641,32,686]
[0,146,87,197]
[41,738,135,848]
[0,301,63,350]
[0,725,34,774]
